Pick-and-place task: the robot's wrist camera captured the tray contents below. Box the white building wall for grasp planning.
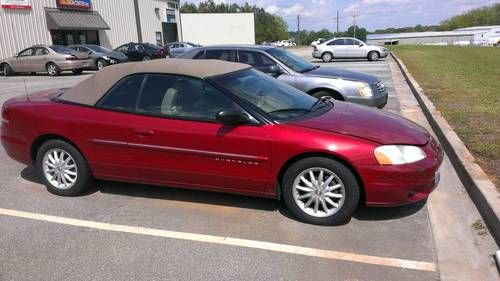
[92,0,138,49]
[137,0,167,44]
[0,0,56,59]
[180,13,255,45]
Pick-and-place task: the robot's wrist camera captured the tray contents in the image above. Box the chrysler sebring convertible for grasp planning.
[1,59,443,225]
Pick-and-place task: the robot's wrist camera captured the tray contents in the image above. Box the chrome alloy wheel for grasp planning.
[292,167,345,218]
[47,64,57,76]
[97,60,105,70]
[42,148,78,190]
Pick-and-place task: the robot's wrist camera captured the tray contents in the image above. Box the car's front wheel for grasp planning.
[368,51,379,61]
[97,59,108,70]
[282,157,360,225]
[321,52,333,62]
[36,140,93,196]
[142,55,151,61]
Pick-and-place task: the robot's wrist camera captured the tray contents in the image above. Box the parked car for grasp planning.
[68,44,128,70]
[1,59,443,225]
[114,42,166,61]
[313,37,389,62]
[0,45,93,77]
[164,42,198,58]
[311,38,327,47]
[276,40,295,47]
[179,45,388,108]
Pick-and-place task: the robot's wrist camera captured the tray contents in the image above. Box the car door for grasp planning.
[345,39,365,58]
[237,50,295,86]
[327,39,347,58]
[126,74,272,194]
[12,48,34,72]
[32,47,50,72]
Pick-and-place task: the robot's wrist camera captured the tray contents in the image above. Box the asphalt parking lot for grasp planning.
[0,52,496,280]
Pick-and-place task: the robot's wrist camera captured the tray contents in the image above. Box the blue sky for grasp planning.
[185,0,498,31]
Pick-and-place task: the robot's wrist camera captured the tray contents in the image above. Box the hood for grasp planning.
[289,102,430,145]
[305,66,379,84]
[105,51,128,60]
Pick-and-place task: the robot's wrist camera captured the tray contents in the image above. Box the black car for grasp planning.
[69,44,128,70]
[114,43,167,61]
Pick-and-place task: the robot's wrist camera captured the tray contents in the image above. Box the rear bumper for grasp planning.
[312,50,321,58]
[57,59,94,70]
[346,93,388,108]
[359,137,444,206]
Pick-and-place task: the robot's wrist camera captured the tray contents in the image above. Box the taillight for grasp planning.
[155,49,165,55]
[313,46,318,51]
[66,55,78,60]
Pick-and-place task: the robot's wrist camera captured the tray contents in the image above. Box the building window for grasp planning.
[167,14,176,23]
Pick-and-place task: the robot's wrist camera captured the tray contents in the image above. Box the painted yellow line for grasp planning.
[0,207,436,272]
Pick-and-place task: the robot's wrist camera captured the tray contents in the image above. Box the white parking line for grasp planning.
[0,207,436,272]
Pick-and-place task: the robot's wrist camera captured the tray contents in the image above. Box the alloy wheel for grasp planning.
[97,60,104,70]
[292,167,345,218]
[47,64,57,76]
[42,148,78,190]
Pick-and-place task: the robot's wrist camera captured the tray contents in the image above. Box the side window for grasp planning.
[193,50,205,59]
[34,48,48,56]
[97,75,145,111]
[238,51,275,68]
[328,39,345,46]
[134,44,144,51]
[137,74,236,121]
[345,39,357,45]
[116,44,128,52]
[18,48,34,57]
[205,50,236,62]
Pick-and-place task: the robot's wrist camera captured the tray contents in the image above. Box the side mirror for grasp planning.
[260,65,283,75]
[14,53,19,57]
[216,109,250,125]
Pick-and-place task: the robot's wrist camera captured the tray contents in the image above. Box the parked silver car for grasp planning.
[313,37,389,62]
[165,42,198,58]
[0,45,93,76]
[68,44,128,70]
[179,45,388,108]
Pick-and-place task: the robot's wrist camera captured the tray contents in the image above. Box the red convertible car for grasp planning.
[1,59,443,225]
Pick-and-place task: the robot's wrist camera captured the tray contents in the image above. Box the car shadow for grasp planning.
[311,59,387,63]
[20,165,426,222]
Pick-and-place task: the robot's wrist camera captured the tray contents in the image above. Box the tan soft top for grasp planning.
[60,59,251,105]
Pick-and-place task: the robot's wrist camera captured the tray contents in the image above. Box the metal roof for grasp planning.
[367,30,476,40]
[45,8,110,31]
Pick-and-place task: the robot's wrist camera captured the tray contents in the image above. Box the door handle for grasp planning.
[134,129,154,137]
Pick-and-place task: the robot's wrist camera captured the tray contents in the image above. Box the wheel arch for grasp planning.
[367,50,380,59]
[275,152,365,203]
[30,134,84,163]
[307,87,345,101]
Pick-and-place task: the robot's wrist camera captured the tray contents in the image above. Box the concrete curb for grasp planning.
[391,52,500,247]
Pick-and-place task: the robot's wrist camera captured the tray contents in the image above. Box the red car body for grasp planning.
[1,89,443,206]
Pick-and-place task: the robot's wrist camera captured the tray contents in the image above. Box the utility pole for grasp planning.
[351,9,358,39]
[333,10,340,34]
[297,14,300,45]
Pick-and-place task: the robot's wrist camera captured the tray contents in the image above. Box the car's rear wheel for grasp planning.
[97,59,107,70]
[46,63,60,76]
[1,63,14,77]
[368,51,379,61]
[282,157,360,225]
[321,52,333,63]
[36,140,93,196]
[72,69,83,75]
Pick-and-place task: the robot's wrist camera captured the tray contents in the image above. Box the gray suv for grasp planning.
[179,45,388,108]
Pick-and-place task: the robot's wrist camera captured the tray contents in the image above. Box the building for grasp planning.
[0,0,182,59]
[179,13,255,45]
[366,25,500,46]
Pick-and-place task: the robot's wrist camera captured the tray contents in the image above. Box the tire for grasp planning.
[142,55,151,61]
[1,63,14,77]
[72,69,83,75]
[282,157,360,225]
[321,52,333,63]
[96,59,108,70]
[312,90,344,101]
[46,63,60,76]
[368,51,379,61]
[36,139,93,196]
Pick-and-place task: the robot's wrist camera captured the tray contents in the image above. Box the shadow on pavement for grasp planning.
[312,59,387,63]
[21,165,426,222]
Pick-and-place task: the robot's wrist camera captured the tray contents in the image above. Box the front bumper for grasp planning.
[346,93,388,108]
[359,137,444,206]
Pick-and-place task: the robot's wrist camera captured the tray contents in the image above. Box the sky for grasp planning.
[184,0,498,31]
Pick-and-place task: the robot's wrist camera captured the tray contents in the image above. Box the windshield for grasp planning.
[213,69,319,120]
[266,48,315,73]
[50,45,75,54]
[86,45,111,53]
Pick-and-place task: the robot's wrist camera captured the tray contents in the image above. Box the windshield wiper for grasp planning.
[268,108,310,114]
[310,96,334,111]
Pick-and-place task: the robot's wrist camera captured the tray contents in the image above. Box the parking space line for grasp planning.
[0,207,436,272]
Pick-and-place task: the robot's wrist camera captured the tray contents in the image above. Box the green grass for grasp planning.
[390,46,499,186]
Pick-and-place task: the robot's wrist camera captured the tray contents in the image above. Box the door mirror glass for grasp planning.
[260,64,283,75]
[216,109,250,125]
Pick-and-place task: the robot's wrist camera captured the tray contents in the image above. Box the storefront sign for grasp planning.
[56,0,92,10]
[0,0,31,9]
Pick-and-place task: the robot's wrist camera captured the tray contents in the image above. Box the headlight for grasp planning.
[356,82,373,97]
[374,145,426,165]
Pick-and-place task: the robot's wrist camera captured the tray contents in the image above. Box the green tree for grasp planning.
[440,3,500,30]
